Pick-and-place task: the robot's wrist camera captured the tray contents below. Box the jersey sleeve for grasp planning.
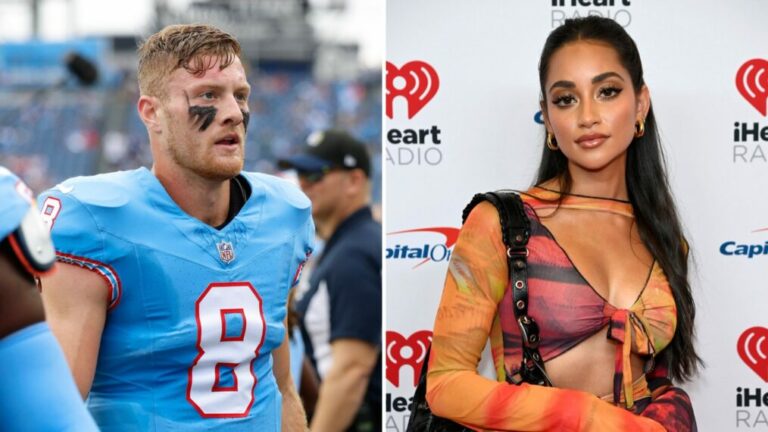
[256,172,315,291]
[426,202,666,431]
[0,322,99,431]
[326,234,381,346]
[290,212,315,288]
[37,188,120,309]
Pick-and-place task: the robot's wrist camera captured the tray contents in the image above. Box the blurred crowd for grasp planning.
[0,67,381,202]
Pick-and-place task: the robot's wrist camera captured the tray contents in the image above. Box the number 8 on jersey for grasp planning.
[187,282,266,417]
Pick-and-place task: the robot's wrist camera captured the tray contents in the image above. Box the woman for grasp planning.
[426,16,699,431]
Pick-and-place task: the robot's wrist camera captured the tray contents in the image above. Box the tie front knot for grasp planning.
[607,308,655,409]
[608,309,654,355]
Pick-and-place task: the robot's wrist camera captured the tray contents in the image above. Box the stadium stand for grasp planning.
[0,0,381,203]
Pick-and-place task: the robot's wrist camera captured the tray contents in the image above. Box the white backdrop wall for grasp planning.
[384,1,768,431]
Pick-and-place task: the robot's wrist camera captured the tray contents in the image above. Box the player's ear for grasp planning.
[346,169,366,194]
[138,95,163,134]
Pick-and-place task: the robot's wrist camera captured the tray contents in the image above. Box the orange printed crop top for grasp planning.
[426,187,677,431]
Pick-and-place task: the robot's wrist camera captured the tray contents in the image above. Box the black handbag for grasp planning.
[406,191,552,432]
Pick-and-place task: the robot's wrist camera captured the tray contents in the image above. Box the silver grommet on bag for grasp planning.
[516,300,525,310]
[506,248,530,258]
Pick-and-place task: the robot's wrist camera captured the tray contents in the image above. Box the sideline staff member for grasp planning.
[280,130,382,431]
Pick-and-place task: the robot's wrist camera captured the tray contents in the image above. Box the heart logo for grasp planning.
[737,326,768,382]
[736,59,768,116]
[385,330,432,387]
[386,61,440,119]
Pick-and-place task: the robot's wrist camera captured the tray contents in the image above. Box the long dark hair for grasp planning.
[535,16,700,382]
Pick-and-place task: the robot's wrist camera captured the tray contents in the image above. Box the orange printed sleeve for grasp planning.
[425,202,665,432]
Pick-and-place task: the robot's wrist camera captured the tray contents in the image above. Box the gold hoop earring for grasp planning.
[634,119,645,138]
[546,133,558,151]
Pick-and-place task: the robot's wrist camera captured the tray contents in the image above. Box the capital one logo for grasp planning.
[738,326,768,382]
[386,61,440,119]
[736,59,768,116]
[719,227,768,259]
[386,330,432,387]
[386,227,460,268]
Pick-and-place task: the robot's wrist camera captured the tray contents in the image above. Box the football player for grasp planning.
[38,24,313,431]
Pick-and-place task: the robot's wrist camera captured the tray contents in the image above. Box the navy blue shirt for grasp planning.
[295,206,382,421]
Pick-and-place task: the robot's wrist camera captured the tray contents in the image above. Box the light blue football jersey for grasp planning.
[38,167,313,431]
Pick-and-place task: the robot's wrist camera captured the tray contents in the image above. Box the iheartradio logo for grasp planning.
[386,61,440,119]
[736,59,768,116]
[386,330,432,387]
[738,326,768,382]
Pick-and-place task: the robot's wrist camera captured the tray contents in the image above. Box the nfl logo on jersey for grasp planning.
[217,241,235,264]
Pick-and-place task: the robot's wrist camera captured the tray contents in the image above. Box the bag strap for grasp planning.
[462,191,551,386]
[462,192,528,267]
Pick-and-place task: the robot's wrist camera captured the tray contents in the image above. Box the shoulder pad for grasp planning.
[50,171,136,209]
[244,172,311,210]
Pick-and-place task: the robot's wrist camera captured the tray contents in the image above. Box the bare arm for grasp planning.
[309,338,379,432]
[299,355,320,418]
[40,262,108,398]
[0,251,44,338]
[274,322,309,432]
